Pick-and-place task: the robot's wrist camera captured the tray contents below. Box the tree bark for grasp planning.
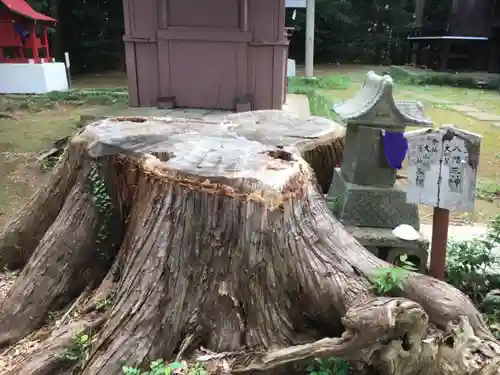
[4,316,106,375]
[0,146,84,270]
[0,116,498,375]
[0,165,111,347]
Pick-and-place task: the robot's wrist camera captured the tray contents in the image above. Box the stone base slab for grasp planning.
[345,225,429,273]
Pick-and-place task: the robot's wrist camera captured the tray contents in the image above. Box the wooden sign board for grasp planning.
[405,125,481,212]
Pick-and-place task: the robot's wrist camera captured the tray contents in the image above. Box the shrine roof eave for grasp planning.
[1,0,57,24]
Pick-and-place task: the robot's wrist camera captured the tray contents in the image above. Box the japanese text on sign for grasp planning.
[405,126,480,212]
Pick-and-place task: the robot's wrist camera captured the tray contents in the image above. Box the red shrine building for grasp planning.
[0,0,68,93]
[0,0,55,63]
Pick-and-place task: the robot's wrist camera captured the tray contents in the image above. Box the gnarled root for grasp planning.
[4,315,106,375]
[230,298,500,375]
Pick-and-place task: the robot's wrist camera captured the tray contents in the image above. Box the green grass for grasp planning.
[0,96,126,225]
[390,65,500,91]
[289,70,500,223]
[0,88,128,114]
[477,182,500,202]
[403,73,500,90]
[288,76,349,119]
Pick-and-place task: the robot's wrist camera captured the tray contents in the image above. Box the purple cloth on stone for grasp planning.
[381,130,408,170]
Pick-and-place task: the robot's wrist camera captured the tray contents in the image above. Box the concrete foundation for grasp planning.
[0,62,68,94]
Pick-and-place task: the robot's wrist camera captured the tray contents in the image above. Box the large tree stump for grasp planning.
[218,110,345,194]
[0,116,498,375]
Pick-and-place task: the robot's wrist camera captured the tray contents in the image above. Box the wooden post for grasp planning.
[42,25,49,59]
[240,0,248,32]
[429,207,450,280]
[406,126,481,280]
[410,0,425,65]
[305,0,315,77]
[29,23,38,59]
[64,52,72,89]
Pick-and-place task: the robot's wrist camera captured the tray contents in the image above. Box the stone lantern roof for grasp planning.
[332,71,432,128]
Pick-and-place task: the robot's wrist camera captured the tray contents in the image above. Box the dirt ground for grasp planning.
[0,65,499,226]
[0,103,126,226]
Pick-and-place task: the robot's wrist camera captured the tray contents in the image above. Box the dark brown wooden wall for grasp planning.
[450,0,495,36]
[122,0,287,110]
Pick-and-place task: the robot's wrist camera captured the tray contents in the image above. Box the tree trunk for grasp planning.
[0,116,498,375]
[0,147,84,269]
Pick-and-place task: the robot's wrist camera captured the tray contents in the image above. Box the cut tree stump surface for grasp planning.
[82,111,345,193]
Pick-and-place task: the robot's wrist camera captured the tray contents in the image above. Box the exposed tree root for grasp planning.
[4,315,105,375]
[0,116,497,375]
[0,160,120,347]
[229,298,500,375]
[0,147,85,270]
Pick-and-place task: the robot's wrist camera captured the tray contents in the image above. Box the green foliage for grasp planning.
[45,311,60,324]
[326,195,344,216]
[371,255,417,294]
[94,295,114,312]
[445,215,500,338]
[404,74,500,91]
[88,162,114,260]
[445,215,500,305]
[288,76,350,91]
[372,266,406,294]
[288,0,415,65]
[305,357,349,375]
[122,359,206,375]
[476,183,500,203]
[394,254,419,272]
[484,297,500,339]
[60,329,92,365]
[39,154,63,172]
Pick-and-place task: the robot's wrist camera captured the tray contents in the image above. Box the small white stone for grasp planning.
[392,224,420,241]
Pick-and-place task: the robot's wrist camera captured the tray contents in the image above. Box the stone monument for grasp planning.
[326,71,432,272]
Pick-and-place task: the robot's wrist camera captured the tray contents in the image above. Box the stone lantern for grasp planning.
[327,71,432,272]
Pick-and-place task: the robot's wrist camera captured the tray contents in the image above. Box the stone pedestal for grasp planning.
[328,168,420,229]
[345,226,429,273]
[327,71,432,272]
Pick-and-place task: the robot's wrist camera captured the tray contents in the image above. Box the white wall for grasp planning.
[287,59,296,77]
[285,0,306,7]
[0,62,68,94]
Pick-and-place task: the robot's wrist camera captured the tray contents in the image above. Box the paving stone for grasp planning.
[418,96,452,104]
[282,93,311,117]
[465,111,500,122]
[447,105,481,113]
